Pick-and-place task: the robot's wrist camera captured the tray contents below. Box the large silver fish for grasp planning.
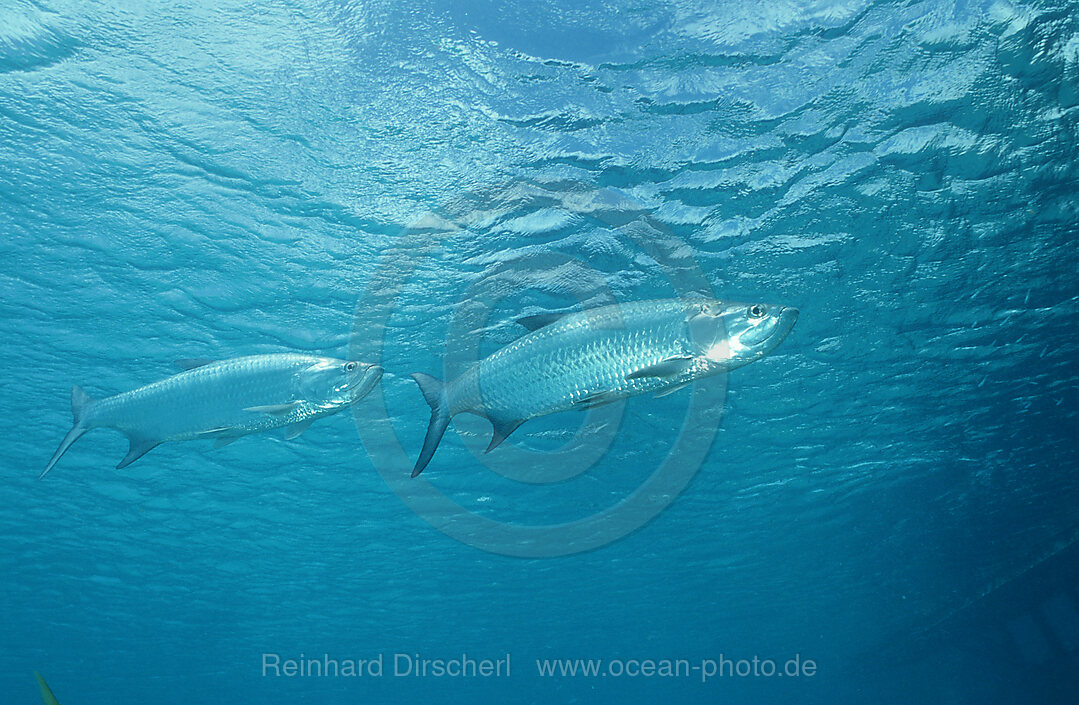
[410,298,798,476]
[42,354,383,477]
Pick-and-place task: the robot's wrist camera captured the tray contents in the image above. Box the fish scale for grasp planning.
[90,354,320,440]
[409,298,798,477]
[41,353,382,477]
[458,301,694,420]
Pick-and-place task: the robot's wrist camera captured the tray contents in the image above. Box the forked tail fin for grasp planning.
[34,671,61,705]
[40,385,94,479]
[410,373,449,477]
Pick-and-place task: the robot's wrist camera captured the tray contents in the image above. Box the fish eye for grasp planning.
[345,362,357,372]
[748,304,767,319]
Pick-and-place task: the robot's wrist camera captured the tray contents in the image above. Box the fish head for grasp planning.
[686,300,799,371]
[299,359,384,407]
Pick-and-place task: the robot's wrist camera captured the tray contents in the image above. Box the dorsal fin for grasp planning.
[516,311,567,332]
[175,358,216,371]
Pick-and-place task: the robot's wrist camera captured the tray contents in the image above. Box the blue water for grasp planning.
[2,0,1078,702]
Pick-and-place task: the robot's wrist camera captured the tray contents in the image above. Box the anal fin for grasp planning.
[117,435,160,469]
[485,417,524,453]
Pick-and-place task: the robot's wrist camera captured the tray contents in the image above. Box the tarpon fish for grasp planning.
[42,354,383,477]
[410,298,798,476]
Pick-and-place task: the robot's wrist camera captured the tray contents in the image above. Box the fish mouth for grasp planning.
[744,305,798,350]
[769,306,799,346]
[345,364,383,401]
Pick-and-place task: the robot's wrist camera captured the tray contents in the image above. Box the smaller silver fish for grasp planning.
[42,354,382,477]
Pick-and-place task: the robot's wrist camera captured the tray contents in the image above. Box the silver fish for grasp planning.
[42,354,383,477]
[410,298,798,476]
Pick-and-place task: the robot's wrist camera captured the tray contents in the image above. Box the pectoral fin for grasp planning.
[284,418,314,440]
[244,402,301,416]
[626,356,694,380]
[116,434,160,469]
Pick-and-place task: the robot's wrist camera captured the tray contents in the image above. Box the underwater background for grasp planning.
[2,0,1078,702]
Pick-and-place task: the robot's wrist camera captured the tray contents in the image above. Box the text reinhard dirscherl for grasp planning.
[262,653,511,678]
[261,653,818,683]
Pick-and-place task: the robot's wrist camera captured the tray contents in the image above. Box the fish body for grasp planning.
[42,354,382,477]
[410,298,798,476]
